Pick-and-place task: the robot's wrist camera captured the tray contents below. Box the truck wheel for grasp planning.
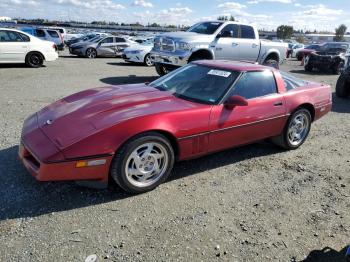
[332,62,344,75]
[155,63,169,76]
[263,59,279,69]
[336,73,350,98]
[305,64,313,72]
[25,52,44,68]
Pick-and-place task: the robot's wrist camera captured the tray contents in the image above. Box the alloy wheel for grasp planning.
[125,142,168,188]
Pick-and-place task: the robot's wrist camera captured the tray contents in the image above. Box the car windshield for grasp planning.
[320,43,349,52]
[187,22,223,35]
[149,64,240,104]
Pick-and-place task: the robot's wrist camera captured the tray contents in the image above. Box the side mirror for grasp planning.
[224,95,248,109]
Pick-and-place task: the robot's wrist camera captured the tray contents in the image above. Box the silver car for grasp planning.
[69,36,135,58]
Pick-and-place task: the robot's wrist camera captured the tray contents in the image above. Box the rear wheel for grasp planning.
[271,108,312,150]
[336,73,350,98]
[86,48,97,58]
[25,52,44,68]
[110,132,175,193]
[144,54,154,67]
[263,59,279,69]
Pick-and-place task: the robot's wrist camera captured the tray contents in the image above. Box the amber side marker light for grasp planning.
[76,159,107,168]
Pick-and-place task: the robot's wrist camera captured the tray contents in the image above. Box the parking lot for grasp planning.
[0,52,349,261]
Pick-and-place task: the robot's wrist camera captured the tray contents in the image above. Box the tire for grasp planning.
[154,62,169,76]
[86,48,97,58]
[336,73,350,98]
[305,64,313,72]
[144,54,154,67]
[263,59,279,69]
[332,62,344,75]
[110,132,175,194]
[25,52,44,68]
[271,108,312,150]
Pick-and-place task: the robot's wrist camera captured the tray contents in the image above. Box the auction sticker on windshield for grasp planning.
[208,69,231,77]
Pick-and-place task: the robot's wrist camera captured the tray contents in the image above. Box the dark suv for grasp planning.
[336,53,350,97]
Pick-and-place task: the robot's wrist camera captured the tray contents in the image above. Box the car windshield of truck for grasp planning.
[149,64,240,104]
[187,22,223,35]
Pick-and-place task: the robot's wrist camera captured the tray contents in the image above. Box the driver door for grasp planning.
[213,24,240,60]
[97,37,115,56]
[208,70,287,152]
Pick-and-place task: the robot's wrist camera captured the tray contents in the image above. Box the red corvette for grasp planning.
[19,61,332,193]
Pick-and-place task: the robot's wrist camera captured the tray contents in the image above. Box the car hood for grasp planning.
[37,84,199,148]
[158,31,214,43]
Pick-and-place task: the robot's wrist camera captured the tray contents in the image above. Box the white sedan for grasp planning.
[122,41,153,66]
[292,44,305,58]
[0,28,58,67]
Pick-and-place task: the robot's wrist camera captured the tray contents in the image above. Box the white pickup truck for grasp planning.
[151,21,288,75]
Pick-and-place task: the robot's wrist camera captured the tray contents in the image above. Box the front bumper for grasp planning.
[150,50,190,66]
[69,47,85,56]
[123,53,144,63]
[19,141,113,183]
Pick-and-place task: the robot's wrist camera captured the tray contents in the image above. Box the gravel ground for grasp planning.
[0,52,349,262]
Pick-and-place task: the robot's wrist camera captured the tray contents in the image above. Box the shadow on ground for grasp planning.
[100,75,158,85]
[332,92,350,114]
[299,246,349,262]
[0,64,46,68]
[0,141,282,221]
[107,62,146,67]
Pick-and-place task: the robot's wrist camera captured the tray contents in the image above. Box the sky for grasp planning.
[0,0,349,31]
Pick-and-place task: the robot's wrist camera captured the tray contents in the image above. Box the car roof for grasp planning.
[193,60,274,72]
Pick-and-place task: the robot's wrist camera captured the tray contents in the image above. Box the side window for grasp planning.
[230,71,277,99]
[0,31,25,42]
[219,24,239,38]
[35,29,46,37]
[115,37,126,43]
[0,31,9,42]
[47,30,59,38]
[18,32,30,42]
[100,37,113,44]
[240,25,256,39]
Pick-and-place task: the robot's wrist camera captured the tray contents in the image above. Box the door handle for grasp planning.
[252,44,259,48]
[216,47,223,51]
[274,101,283,106]
[232,43,239,47]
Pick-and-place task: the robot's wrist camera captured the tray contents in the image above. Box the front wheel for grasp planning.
[144,54,154,67]
[263,59,279,69]
[154,63,169,76]
[110,132,175,193]
[336,73,350,98]
[86,48,97,58]
[25,52,44,68]
[271,108,312,150]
